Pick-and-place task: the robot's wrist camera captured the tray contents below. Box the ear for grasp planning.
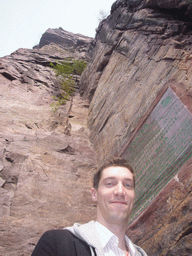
[91,187,98,202]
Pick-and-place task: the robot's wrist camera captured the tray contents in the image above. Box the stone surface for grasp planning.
[1,4,192,255]
[127,157,192,256]
[0,33,97,255]
[121,86,192,222]
[37,28,93,59]
[79,1,192,255]
[80,0,192,162]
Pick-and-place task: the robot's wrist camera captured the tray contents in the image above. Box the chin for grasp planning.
[109,213,130,223]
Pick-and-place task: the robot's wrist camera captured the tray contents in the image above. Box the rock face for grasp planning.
[37,28,92,58]
[1,4,192,255]
[79,0,192,255]
[127,158,192,256]
[0,33,97,255]
[80,0,192,160]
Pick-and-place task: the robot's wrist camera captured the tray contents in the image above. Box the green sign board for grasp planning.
[121,87,192,221]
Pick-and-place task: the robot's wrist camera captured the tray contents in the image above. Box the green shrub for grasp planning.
[50,58,87,109]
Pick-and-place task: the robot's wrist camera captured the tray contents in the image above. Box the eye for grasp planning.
[124,182,134,189]
[105,180,115,187]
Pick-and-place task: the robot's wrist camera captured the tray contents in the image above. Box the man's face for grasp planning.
[91,166,135,226]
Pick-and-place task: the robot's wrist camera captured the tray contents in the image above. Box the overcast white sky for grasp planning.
[0,0,115,57]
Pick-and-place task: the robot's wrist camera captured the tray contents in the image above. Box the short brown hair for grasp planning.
[93,157,135,189]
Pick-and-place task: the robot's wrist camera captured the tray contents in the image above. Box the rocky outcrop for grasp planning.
[0,34,96,255]
[0,3,192,254]
[80,0,192,162]
[37,28,93,59]
[79,0,192,255]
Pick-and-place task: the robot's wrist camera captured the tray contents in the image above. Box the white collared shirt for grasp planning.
[95,221,136,256]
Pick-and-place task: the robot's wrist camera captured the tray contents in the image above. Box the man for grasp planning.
[32,157,147,256]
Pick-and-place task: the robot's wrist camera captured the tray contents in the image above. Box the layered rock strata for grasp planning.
[80,0,192,161]
[36,28,92,59]
[0,35,96,255]
[80,1,192,255]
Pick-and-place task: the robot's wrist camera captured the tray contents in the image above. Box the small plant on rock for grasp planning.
[50,58,87,109]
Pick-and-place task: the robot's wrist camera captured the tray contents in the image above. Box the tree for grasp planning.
[97,9,109,23]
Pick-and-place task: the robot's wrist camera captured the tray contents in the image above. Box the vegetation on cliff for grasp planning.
[51,58,87,108]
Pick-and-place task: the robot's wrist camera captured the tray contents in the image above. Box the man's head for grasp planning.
[93,157,135,190]
[91,157,135,227]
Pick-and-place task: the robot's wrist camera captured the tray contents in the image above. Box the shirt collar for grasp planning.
[125,235,136,255]
[95,221,117,248]
[95,221,136,255]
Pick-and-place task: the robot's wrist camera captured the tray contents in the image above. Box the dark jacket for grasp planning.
[31,229,95,256]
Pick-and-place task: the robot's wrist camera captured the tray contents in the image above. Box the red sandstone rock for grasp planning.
[79,1,192,255]
[0,36,97,255]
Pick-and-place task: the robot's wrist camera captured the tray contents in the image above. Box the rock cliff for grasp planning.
[36,28,92,59]
[80,0,192,160]
[80,0,192,255]
[0,2,192,255]
[0,31,97,255]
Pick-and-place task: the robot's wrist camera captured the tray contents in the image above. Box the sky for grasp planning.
[0,0,115,57]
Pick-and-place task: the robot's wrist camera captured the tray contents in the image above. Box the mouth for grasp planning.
[110,201,127,205]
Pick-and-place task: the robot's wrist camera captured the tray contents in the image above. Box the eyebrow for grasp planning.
[102,177,133,182]
[103,177,115,180]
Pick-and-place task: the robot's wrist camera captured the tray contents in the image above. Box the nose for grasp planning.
[114,182,125,197]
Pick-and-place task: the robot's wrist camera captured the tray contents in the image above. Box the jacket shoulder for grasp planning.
[32,229,92,256]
